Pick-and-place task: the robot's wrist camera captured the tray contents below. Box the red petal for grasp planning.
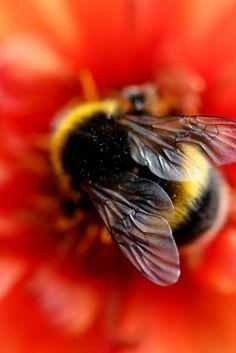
[29,267,103,335]
[194,225,236,293]
[0,36,77,132]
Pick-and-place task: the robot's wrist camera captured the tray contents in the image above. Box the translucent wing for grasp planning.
[118,114,236,181]
[89,173,180,286]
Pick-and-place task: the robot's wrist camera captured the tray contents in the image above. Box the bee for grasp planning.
[50,84,236,286]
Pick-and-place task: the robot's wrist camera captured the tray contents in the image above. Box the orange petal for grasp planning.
[0,0,81,49]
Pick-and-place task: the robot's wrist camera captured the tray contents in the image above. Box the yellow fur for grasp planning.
[50,100,120,178]
[169,145,209,229]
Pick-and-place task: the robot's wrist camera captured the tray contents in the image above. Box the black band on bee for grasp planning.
[61,112,134,186]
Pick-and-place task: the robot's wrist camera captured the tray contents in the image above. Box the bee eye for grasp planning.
[122,86,146,112]
[128,92,145,106]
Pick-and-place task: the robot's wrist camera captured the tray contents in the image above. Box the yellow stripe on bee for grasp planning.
[169,145,209,229]
[50,100,120,178]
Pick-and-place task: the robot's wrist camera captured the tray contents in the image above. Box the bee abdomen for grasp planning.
[172,171,221,245]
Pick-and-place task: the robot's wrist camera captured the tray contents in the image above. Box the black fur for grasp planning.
[62,112,134,186]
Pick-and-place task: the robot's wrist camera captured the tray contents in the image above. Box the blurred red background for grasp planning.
[1,1,236,352]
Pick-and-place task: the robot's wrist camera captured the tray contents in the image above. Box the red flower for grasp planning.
[1,1,236,352]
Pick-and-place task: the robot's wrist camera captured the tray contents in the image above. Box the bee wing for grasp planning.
[89,173,180,286]
[119,114,236,181]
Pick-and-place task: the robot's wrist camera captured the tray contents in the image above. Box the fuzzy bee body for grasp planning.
[51,85,236,286]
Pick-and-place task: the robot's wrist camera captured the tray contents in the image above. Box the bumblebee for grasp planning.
[50,84,236,286]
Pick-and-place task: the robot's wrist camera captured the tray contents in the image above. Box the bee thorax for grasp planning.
[61,112,134,185]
